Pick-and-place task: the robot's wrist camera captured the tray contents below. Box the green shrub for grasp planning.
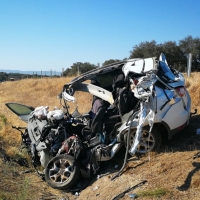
[137,188,168,197]
[0,114,7,125]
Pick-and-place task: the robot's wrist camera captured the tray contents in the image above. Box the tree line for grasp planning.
[0,72,59,82]
[1,35,200,81]
[0,72,29,82]
[63,35,200,76]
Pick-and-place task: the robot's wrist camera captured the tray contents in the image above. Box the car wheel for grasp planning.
[45,154,80,190]
[124,126,162,154]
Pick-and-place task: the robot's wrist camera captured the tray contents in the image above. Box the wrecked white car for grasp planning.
[6,54,191,190]
[60,53,191,152]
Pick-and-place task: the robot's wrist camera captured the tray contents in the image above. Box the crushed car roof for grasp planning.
[65,61,126,86]
[64,57,158,88]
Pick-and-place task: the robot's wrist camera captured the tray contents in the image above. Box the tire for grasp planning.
[44,154,80,190]
[124,126,162,154]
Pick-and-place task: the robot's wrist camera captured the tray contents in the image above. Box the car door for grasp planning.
[5,102,34,122]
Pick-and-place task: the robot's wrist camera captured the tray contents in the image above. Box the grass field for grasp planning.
[0,73,200,199]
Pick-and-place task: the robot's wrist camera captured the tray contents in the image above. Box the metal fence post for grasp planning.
[187,53,192,77]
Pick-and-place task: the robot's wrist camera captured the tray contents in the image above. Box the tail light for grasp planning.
[175,86,185,97]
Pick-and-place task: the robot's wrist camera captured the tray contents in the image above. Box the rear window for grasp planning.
[6,103,33,116]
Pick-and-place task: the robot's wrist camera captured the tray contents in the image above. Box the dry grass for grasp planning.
[0,77,93,154]
[0,73,200,152]
[185,73,200,111]
[0,73,200,199]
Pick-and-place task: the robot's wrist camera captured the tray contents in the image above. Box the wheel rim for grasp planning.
[49,158,74,183]
[129,129,155,153]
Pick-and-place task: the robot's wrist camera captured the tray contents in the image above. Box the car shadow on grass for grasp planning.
[177,162,200,191]
[161,114,200,153]
[159,114,200,192]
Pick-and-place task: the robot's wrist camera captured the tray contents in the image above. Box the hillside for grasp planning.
[0,74,200,199]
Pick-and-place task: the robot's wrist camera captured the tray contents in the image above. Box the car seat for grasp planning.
[82,100,107,147]
[112,73,138,117]
[91,105,106,134]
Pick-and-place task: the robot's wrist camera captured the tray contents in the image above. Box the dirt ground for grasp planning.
[1,113,200,200]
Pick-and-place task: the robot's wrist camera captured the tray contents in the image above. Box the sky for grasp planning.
[0,0,200,72]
